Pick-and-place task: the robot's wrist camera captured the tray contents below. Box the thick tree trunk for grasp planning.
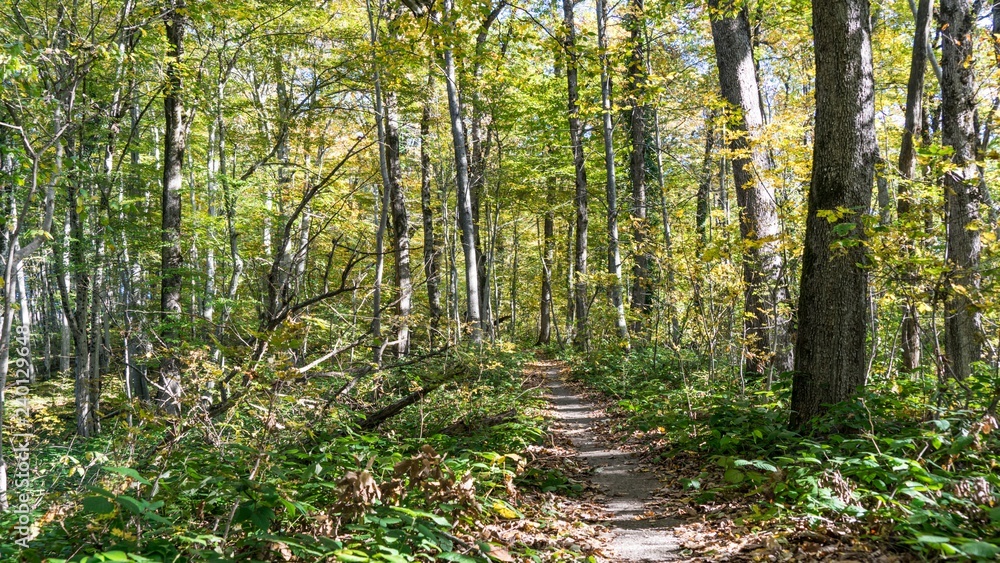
[709,0,790,374]
[159,0,187,414]
[940,0,982,381]
[420,69,444,340]
[597,0,630,345]
[791,0,877,427]
[564,0,589,350]
[897,0,932,372]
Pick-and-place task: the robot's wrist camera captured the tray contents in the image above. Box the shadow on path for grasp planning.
[539,361,685,562]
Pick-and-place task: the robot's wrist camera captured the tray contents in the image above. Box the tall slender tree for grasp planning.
[440,0,482,344]
[596,0,629,344]
[896,0,932,372]
[420,68,444,341]
[626,0,652,324]
[563,0,588,350]
[158,0,188,414]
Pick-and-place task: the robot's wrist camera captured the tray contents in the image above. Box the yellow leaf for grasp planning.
[492,501,518,520]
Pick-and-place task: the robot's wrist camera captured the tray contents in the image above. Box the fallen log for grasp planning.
[359,384,441,430]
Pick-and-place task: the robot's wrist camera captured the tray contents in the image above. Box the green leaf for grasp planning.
[438,553,478,563]
[916,535,950,544]
[250,506,275,531]
[82,496,116,515]
[115,495,145,515]
[989,506,1000,523]
[335,552,369,562]
[723,468,745,484]
[101,552,130,562]
[832,222,856,237]
[960,541,1000,559]
[734,459,777,472]
[103,466,151,485]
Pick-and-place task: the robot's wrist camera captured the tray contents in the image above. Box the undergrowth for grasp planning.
[2,346,564,562]
[567,347,1000,560]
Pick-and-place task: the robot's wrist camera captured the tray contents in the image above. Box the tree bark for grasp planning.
[441,0,482,344]
[14,250,33,384]
[897,0,932,372]
[627,0,652,323]
[420,68,444,341]
[791,0,877,427]
[538,151,556,346]
[940,0,982,381]
[366,0,391,364]
[385,92,412,357]
[597,0,630,345]
[564,0,589,350]
[696,113,715,245]
[469,3,506,340]
[709,0,790,374]
[159,0,187,414]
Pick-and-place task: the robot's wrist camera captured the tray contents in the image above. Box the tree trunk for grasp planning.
[709,0,791,374]
[565,217,575,341]
[218,99,243,343]
[940,0,982,381]
[897,0,932,372]
[420,68,444,341]
[89,228,105,437]
[159,0,187,414]
[367,0,391,364]
[563,0,589,350]
[442,0,482,344]
[791,0,877,427]
[468,3,506,341]
[627,0,652,324]
[442,169,460,343]
[696,112,715,244]
[204,123,218,326]
[538,155,556,346]
[14,253,33,384]
[597,0,630,345]
[386,93,412,357]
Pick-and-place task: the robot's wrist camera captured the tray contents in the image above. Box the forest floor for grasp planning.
[530,360,913,562]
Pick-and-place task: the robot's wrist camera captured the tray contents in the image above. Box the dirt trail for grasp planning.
[540,361,685,562]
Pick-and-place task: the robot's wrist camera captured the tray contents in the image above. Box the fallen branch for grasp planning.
[359,384,441,430]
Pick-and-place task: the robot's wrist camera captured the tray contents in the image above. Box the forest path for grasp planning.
[537,360,685,562]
